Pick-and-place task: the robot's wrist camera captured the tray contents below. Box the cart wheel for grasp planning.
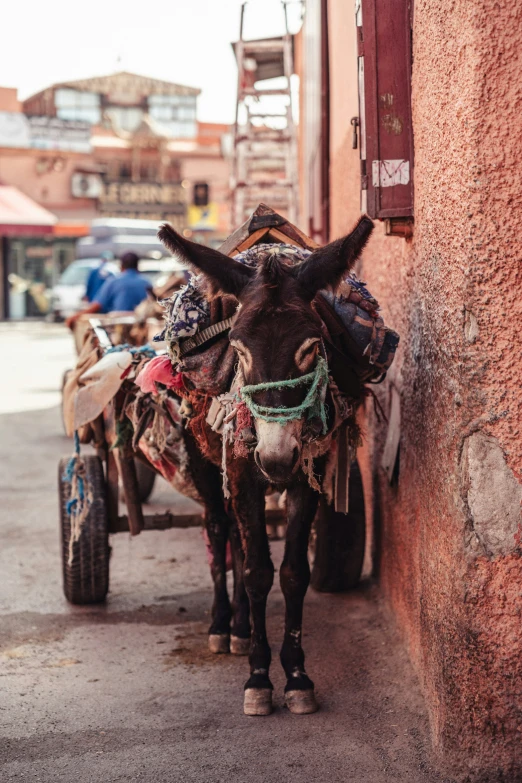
[135,460,156,503]
[59,455,110,604]
[310,461,366,592]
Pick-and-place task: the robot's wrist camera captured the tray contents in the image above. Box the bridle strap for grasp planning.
[240,355,330,432]
[178,317,235,357]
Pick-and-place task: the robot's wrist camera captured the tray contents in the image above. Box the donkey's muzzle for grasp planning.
[253,419,302,483]
[254,443,300,483]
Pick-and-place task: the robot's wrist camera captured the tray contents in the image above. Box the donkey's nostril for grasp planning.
[254,442,300,482]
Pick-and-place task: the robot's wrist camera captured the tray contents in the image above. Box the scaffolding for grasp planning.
[231,2,299,226]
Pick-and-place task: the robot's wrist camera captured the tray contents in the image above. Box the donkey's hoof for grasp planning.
[230,636,250,655]
[244,688,273,716]
[208,634,230,654]
[284,689,318,714]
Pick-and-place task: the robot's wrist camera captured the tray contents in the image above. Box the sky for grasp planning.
[1,0,303,123]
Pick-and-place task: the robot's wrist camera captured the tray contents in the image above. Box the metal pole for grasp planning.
[239,1,246,40]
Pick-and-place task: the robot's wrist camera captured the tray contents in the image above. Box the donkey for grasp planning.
[158,216,374,716]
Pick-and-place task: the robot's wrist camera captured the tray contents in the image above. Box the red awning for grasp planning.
[0,186,57,236]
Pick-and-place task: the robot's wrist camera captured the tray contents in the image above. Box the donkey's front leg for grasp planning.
[280,479,320,714]
[229,465,274,716]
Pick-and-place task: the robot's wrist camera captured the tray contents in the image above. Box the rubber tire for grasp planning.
[59,455,110,604]
[310,461,366,592]
[135,460,156,503]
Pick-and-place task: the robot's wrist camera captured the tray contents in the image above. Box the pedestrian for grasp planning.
[84,251,115,302]
[66,252,152,329]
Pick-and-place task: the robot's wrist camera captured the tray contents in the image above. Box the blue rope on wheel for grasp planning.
[62,430,93,565]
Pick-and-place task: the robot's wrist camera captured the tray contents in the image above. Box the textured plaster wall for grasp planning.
[327,0,522,779]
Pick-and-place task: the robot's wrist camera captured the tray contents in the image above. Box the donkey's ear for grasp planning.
[158,224,255,298]
[296,216,374,299]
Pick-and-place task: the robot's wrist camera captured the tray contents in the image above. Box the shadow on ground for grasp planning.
[0,405,454,783]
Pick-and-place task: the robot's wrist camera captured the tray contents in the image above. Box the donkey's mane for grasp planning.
[257,253,287,287]
[234,242,309,298]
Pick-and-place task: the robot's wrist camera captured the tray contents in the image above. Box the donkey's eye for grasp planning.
[295,338,320,371]
[230,340,252,372]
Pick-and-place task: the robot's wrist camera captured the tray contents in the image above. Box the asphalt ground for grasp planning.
[0,322,451,783]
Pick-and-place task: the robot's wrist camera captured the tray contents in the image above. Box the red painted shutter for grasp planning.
[357,0,414,221]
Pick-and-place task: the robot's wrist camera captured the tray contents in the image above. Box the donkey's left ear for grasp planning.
[158,224,255,298]
[296,216,374,299]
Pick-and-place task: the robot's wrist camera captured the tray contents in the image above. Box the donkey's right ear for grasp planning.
[296,215,374,299]
[158,224,255,298]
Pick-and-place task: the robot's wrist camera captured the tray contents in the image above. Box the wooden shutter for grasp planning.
[357,0,414,222]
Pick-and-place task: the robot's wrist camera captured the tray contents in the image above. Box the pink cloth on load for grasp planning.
[135,356,183,393]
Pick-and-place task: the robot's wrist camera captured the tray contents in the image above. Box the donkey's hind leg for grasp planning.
[280,478,320,714]
[184,432,232,653]
[228,515,250,655]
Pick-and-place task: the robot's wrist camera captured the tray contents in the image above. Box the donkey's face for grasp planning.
[228,263,323,481]
[158,217,374,483]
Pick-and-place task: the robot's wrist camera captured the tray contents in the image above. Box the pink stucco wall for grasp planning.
[326,0,522,778]
[0,149,94,217]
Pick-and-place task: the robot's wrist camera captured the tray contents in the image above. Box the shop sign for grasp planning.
[99,181,185,207]
[28,117,92,153]
[98,181,187,229]
[0,113,92,152]
[188,202,219,231]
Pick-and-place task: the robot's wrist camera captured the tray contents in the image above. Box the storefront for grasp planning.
[0,185,66,319]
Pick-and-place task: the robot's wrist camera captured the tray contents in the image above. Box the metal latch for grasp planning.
[351,117,360,150]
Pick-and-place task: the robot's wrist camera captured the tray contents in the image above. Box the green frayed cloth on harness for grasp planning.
[240,355,329,434]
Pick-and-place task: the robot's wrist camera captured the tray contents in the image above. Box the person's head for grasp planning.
[100,251,114,265]
[120,252,139,271]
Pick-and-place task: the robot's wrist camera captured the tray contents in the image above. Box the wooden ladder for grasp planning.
[231,2,299,228]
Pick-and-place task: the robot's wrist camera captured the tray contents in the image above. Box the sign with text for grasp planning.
[28,117,92,153]
[98,181,186,230]
[0,114,91,151]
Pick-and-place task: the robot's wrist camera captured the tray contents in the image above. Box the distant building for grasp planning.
[23,71,200,139]
[0,72,232,318]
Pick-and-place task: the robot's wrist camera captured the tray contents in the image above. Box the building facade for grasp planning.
[0,73,232,318]
[299,2,522,779]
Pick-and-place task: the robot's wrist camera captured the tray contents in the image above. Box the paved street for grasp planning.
[0,323,449,783]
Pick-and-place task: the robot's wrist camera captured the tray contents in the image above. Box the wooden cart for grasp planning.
[58,205,365,605]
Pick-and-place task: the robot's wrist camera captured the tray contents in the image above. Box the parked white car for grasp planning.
[50,257,186,320]
[50,259,119,320]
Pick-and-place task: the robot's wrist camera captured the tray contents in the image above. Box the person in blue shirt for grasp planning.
[84,251,115,302]
[66,252,152,329]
